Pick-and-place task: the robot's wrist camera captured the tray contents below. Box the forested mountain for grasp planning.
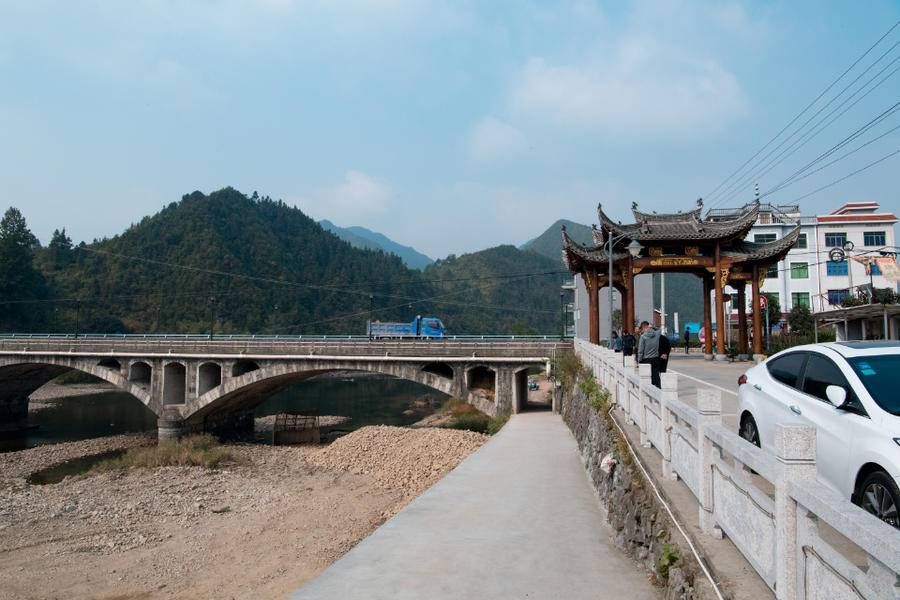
[2,189,564,335]
[520,219,594,262]
[424,245,566,335]
[319,220,433,270]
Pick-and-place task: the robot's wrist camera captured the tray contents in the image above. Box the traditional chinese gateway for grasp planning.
[562,199,799,359]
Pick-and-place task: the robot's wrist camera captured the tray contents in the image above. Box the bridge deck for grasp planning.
[291,412,658,600]
[0,337,569,359]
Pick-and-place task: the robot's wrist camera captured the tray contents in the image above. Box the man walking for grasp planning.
[683,327,691,354]
[636,321,662,388]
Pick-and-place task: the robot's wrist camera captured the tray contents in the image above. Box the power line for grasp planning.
[704,19,900,203]
[75,246,565,308]
[786,146,900,204]
[713,53,900,206]
[761,103,900,197]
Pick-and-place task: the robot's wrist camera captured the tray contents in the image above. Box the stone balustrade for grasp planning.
[575,338,900,600]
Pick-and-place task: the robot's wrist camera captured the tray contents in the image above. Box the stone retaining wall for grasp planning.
[559,381,708,600]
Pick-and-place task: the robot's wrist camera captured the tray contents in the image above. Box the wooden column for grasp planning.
[751,265,763,356]
[737,283,748,355]
[714,244,726,356]
[624,259,636,334]
[585,270,600,345]
[703,275,713,355]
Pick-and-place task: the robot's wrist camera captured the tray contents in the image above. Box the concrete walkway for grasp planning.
[292,412,658,600]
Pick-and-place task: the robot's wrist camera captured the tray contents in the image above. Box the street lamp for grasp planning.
[560,291,566,339]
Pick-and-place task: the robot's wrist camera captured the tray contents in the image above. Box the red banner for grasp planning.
[875,257,900,283]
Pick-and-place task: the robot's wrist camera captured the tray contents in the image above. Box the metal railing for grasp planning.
[0,334,573,359]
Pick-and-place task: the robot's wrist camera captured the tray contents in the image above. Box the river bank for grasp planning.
[0,427,486,599]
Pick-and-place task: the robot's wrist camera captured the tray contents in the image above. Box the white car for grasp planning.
[737,341,899,528]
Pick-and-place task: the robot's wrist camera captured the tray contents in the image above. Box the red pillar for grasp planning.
[703,275,713,356]
[714,245,726,357]
[585,270,600,345]
[624,260,636,334]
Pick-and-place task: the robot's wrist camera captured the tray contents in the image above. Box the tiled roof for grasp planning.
[631,203,703,223]
[560,226,629,272]
[724,226,801,262]
[598,202,760,242]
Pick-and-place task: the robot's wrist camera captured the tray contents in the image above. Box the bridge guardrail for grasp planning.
[0,335,572,359]
[576,339,900,600]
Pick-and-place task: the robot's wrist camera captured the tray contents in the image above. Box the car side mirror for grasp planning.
[825,385,848,409]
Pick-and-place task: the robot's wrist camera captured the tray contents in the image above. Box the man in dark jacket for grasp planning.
[636,321,663,387]
[659,332,671,375]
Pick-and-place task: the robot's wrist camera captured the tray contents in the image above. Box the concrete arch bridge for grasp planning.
[0,337,568,440]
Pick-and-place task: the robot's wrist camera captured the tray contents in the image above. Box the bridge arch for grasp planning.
[0,356,154,413]
[185,360,455,423]
[197,362,222,396]
[162,361,187,406]
[422,362,454,380]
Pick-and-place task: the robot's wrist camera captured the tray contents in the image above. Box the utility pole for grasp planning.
[660,272,666,334]
[73,299,80,339]
[560,291,565,339]
[208,295,217,340]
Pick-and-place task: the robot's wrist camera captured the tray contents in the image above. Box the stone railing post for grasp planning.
[638,363,652,447]
[774,424,816,600]
[659,372,678,480]
[696,388,722,537]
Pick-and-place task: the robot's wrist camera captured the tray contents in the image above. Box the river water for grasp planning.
[0,375,448,453]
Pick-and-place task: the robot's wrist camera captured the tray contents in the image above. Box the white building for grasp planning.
[711,201,897,318]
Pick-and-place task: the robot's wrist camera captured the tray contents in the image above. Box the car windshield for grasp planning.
[847,355,900,416]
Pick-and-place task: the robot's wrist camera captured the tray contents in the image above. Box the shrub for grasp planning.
[486,413,510,435]
[656,542,681,580]
[551,350,586,393]
[92,434,239,472]
[450,413,490,434]
[578,375,610,412]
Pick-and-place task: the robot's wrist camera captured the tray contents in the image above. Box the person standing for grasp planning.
[659,331,671,375]
[683,327,691,354]
[636,321,662,387]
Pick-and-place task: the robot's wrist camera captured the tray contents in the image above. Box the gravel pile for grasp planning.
[307,426,487,499]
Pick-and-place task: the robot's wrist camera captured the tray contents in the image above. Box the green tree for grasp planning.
[762,292,781,325]
[787,304,814,336]
[48,228,73,268]
[0,207,47,331]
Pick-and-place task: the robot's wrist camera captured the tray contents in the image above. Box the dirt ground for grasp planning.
[0,427,486,600]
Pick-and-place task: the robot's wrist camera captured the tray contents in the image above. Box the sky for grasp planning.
[2,0,899,259]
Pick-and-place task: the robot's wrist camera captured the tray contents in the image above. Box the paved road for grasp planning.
[665,353,751,429]
[292,412,659,600]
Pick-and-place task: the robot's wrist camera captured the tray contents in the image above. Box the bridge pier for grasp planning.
[157,409,188,442]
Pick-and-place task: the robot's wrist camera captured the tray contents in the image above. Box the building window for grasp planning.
[864,231,886,247]
[754,233,777,244]
[765,264,779,278]
[792,292,810,308]
[827,289,849,306]
[824,232,847,248]
[826,260,848,276]
[796,233,808,249]
[790,262,809,279]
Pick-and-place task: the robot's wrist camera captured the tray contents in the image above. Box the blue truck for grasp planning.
[367,316,446,339]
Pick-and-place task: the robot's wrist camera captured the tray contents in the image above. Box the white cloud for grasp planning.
[467,116,527,163]
[511,36,746,137]
[291,170,392,222]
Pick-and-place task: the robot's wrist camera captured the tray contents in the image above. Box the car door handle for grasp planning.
[753,384,763,391]
[790,405,802,415]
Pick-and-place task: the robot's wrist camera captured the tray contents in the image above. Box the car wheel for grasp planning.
[739,414,760,448]
[858,471,900,529]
